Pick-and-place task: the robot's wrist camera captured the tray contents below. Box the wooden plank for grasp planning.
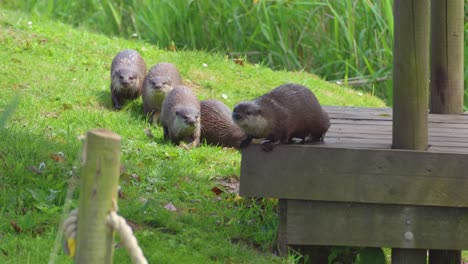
[428,146,468,154]
[327,132,468,142]
[324,106,468,124]
[285,200,468,250]
[325,137,468,148]
[240,145,468,207]
[330,119,468,129]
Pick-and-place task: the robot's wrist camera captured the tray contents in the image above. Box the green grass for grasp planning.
[3,0,468,106]
[0,0,398,102]
[0,8,386,264]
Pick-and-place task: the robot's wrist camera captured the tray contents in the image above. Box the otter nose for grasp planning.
[185,117,196,125]
[121,79,130,86]
[232,112,242,121]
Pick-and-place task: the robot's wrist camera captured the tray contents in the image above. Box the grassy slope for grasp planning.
[0,9,385,264]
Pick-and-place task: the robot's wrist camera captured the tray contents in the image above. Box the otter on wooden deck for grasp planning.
[239,106,468,253]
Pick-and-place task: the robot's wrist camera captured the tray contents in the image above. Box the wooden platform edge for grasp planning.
[240,144,468,208]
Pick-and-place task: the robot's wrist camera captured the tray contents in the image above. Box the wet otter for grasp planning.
[232,83,330,151]
[160,85,200,147]
[110,49,147,109]
[200,100,247,149]
[142,63,183,124]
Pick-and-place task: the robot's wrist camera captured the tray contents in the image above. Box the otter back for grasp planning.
[200,100,246,149]
[161,85,200,147]
[110,49,147,109]
[233,83,330,149]
[257,83,330,142]
[142,63,183,125]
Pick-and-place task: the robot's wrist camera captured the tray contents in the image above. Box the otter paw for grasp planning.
[239,137,253,149]
[261,141,275,152]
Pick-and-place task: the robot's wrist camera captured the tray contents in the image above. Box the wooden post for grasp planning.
[429,1,464,263]
[75,129,121,264]
[392,0,429,263]
[430,0,464,114]
[392,0,430,151]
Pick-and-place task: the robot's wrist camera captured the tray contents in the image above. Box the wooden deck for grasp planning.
[239,106,468,250]
[324,106,468,154]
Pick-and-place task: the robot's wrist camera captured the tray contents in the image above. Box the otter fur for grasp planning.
[232,83,330,151]
[110,49,147,109]
[142,63,183,124]
[161,85,200,147]
[200,100,247,149]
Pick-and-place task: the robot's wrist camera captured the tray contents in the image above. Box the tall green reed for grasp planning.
[5,0,458,104]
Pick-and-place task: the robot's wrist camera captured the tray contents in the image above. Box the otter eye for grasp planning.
[175,110,180,116]
[119,75,124,80]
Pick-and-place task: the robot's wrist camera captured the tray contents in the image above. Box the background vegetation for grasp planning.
[2,0,467,105]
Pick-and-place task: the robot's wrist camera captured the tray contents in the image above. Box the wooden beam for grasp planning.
[284,200,468,250]
[430,0,465,114]
[240,145,468,208]
[392,0,430,150]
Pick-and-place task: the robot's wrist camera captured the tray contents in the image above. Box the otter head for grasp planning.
[112,67,140,92]
[232,102,269,138]
[172,106,200,137]
[146,76,173,94]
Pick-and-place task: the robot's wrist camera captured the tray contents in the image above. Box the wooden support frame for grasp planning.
[240,144,468,253]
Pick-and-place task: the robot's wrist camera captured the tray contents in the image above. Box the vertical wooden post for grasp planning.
[392,0,429,263]
[428,1,464,263]
[75,129,121,264]
[392,0,430,151]
[430,0,464,114]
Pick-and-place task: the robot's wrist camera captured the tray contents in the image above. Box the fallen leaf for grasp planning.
[164,202,177,212]
[10,221,22,233]
[216,176,240,195]
[233,58,244,66]
[131,173,140,182]
[28,166,42,175]
[50,153,64,163]
[211,186,224,196]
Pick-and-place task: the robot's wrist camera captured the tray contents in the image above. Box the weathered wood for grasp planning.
[76,129,121,264]
[430,0,464,114]
[240,145,468,207]
[429,250,462,264]
[284,200,468,250]
[431,4,465,260]
[393,0,430,260]
[276,199,288,256]
[429,0,465,261]
[392,0,430,151]
[391,249,427,264]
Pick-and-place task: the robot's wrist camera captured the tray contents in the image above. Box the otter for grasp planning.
[232,83,330,151]
[110,49,147,109]
[160,85,200,147]
[200,100,247,149]
[142,63,183,124]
